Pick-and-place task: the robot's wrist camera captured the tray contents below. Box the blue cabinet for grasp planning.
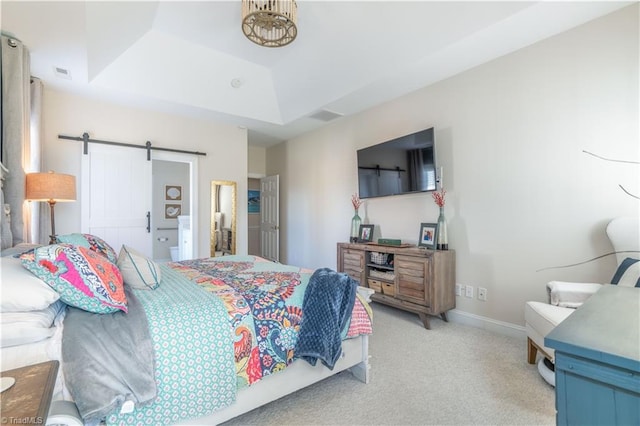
[545,286,640,425]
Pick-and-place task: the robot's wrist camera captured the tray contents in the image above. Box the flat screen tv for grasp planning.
[357,127,436,199]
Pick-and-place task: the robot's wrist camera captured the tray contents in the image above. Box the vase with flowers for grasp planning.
[432,188,448,250]
[350,193,363,243]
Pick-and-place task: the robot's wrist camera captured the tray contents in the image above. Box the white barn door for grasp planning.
[260,174,279,262]
[81,144,152,257]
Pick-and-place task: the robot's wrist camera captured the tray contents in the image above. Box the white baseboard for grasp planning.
[447,309,526,340]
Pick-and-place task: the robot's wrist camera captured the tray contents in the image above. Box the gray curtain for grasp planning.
[1,35,41,246]
[30,77,44,244]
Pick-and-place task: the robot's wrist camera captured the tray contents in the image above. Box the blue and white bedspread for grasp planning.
[106,265,236,425]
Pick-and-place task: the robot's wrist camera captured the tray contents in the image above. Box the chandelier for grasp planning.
[241,0,297,48]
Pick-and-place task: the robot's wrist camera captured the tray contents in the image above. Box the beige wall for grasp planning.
[41,90,248,257]
[248,145,267,176]
[267,5,639,326]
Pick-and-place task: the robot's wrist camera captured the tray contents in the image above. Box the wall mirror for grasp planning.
[211,180,237,257]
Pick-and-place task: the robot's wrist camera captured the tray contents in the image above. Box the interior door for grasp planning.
[260,174,279,262]
[81,144,153,256]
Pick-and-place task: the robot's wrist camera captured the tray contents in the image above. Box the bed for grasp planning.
[1,236,372,425]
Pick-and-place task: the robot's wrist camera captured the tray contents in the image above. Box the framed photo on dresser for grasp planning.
[358,224,374,242]
[418,223,438,249]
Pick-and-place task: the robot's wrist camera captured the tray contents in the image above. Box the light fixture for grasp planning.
[241,0,297,48]
[25,171,76,244]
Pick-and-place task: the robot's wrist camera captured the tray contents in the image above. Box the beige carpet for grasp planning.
[222,303,555,425]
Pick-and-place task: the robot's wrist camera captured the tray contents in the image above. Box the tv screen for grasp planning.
[357,127,436,199]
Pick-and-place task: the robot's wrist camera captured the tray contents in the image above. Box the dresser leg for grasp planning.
[418,313,431,329]
[440,312,448,322]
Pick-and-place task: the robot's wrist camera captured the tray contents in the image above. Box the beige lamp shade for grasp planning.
[25,172,76,202]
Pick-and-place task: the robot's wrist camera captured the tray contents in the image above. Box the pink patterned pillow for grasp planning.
[55,233,118,264]
[21,244,127,314]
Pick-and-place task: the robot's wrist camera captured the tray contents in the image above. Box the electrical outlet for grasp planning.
[478,287,487,301]
[455,283,463,296]
[465,285,474,298]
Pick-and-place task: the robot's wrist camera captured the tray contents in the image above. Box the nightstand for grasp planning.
[0,360,59,425]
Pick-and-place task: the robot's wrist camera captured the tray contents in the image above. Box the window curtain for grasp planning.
[407,149,426,191]
[1,35,41,246]
[30,77,44,244]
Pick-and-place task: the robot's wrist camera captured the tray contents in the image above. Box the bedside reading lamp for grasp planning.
[26,171,76,244]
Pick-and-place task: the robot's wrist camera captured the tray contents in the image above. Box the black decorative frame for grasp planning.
[358,224,374,242]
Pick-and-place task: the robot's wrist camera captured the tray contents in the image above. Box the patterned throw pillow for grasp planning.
[55,233,118,264]
[117,245,161,290]
[21,244,127,314]
[611,257,640,288]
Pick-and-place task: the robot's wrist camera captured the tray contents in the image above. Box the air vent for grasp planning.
[53,66,71,80]
[309,109,343,122]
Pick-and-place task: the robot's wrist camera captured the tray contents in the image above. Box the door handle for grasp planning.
[146,211,151,233]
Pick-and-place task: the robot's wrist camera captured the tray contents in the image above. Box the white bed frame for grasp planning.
[179,334,370,425]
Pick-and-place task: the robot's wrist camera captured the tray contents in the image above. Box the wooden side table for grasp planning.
[0,360,59,425]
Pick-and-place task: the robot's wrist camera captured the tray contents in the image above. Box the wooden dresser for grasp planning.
[545,285,640,425]
[337,242,455,329]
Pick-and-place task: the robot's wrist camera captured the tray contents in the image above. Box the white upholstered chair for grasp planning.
[525,216,640,369]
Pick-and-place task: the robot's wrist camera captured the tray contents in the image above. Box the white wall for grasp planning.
[41,89,248,258]
[268,5,639,326]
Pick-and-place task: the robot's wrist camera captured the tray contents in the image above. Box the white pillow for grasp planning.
[1,323,56,347]
[0,243,41,257]
[117,245,161,290]
[0,301,64,347]
[1,300,64,327]
[0,257,60,312]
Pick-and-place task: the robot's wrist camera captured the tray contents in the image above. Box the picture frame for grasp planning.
[248,190,260,214]
[165,203,182,219]
[358,224,374,243]
[165,185,182,201]
[418,222,438,249]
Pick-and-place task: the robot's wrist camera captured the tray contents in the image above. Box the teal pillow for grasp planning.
[55,233,117,264]
[611,258,640,288]
[21,244,127,314]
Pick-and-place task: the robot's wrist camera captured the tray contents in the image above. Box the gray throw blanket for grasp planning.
[294,268,358,369]
[62,287,156,424]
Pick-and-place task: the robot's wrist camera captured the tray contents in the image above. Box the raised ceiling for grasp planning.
[1,1,631,147]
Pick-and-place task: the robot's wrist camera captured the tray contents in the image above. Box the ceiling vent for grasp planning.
[53,66,71,80]
[309,110,343,122]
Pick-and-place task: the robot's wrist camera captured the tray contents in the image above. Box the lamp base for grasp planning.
[48,200,57,245]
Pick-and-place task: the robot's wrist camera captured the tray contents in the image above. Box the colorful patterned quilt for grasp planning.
[106,255,372,424]
[169,255,372,388]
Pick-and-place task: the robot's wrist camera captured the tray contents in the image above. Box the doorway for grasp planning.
[152,160,189,261]
[248,177,261,256]
[82,144,198,260]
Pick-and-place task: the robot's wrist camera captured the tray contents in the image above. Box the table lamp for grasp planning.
[25,171,76,244]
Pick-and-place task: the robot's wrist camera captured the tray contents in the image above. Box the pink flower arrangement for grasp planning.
[432,189,446,207]
[351,193,363,210]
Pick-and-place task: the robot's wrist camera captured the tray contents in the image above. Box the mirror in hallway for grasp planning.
[211,180,236,256]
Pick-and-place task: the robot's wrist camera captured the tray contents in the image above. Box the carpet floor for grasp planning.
[222,303,556,425]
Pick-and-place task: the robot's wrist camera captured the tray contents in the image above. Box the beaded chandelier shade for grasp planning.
[242,0,297,47]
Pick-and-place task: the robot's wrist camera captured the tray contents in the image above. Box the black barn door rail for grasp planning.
[59,132,207,161]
